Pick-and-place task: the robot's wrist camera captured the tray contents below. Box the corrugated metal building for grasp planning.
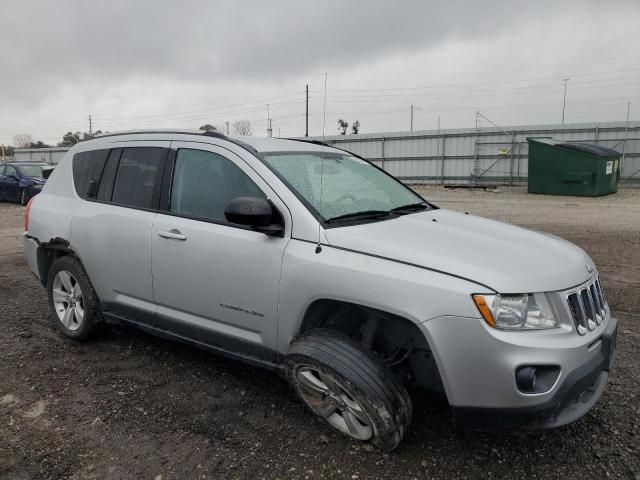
[12,147,70,164]
[305,121,640,187]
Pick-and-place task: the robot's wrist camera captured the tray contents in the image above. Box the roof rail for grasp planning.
[91,129,228,140]
[285,138,334,148]
[83,129,259,154]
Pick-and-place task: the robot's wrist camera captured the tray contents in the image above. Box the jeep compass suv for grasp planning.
[23,130,617,451]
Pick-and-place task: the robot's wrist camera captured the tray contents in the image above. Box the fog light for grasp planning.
[516,366,560,394]
[516,367,537,393]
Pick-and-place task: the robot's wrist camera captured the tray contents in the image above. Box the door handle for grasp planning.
[158,229,187,241]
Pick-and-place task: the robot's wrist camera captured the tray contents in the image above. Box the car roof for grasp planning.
[83,129,342,154]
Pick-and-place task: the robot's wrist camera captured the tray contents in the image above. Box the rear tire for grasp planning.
[46,256,103,341]
[285,329,412,451]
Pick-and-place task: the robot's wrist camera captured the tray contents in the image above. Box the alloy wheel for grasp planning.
[52,270,84,331]
[295,365,373,440]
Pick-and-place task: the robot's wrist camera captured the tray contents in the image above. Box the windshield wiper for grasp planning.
[390,202,428,214]
[325,209,391,224]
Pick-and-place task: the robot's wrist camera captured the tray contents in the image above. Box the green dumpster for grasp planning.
[527,137,620,196]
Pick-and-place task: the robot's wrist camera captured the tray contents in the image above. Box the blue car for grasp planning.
[0,162,53,205]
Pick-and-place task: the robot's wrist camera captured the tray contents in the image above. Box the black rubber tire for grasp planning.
[46,255,103,341]
[285,329,412,452]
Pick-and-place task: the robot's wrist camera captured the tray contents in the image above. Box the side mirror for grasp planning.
[224,197,283,236]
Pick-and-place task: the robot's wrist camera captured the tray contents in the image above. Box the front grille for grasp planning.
[566,278,607,335]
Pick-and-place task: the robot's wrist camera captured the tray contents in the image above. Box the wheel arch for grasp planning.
[296,298,446,395]
[36,238,75,287]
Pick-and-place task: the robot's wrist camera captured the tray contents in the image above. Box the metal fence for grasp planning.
[308,121,640,187]
[11,147,69,164]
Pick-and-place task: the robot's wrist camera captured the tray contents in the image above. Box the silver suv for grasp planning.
[23,130,617,451]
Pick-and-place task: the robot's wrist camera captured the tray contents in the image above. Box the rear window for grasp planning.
[72,150,110,198]
[111,147,166,209]
[17,165,47,177]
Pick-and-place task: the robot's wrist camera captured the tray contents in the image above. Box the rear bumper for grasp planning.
[452,317,617,432]
[23,234,41,281]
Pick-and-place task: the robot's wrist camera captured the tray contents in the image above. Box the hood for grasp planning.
[324,209,593,293]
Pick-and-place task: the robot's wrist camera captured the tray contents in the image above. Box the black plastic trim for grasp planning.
[102,309,281,371]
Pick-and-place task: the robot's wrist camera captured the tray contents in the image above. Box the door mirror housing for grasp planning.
[224,197,283,236]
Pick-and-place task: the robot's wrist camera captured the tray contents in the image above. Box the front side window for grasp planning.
[111,148,166,208]
[170,148,264,223]
[4,165,17,177]
[261,151,424,222]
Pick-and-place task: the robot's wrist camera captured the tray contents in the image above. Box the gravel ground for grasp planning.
[0,187,639,480]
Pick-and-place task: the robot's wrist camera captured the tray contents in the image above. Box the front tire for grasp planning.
[285,329,412,451]
[46,256,103,341]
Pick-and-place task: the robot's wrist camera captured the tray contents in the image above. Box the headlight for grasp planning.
[472,293,558,330]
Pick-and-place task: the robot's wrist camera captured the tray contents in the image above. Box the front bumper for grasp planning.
[453,317,616,432]
[420,311,617,432]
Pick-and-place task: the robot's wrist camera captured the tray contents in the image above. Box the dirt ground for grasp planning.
[0,187,639,480]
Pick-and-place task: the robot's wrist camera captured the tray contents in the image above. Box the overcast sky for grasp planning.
[1,0,639,146]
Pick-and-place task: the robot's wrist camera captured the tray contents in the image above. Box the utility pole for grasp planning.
[322,73,327,139]
[305,84,309,137]
[88,114,92,135]
[410,105,421,131]
[621,101,631,169]
[410,105,414,131]
[266,104,272,137]
[561,78,570,125]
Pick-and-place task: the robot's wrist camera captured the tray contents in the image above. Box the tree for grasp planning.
[28,140,51,148]
[351,120,361,134]
[82,130,102,141]
[232,120,252,136]
[199,124,217,132]
[13,134,33,148]
[58,132,82,147]
[337,119,349,135]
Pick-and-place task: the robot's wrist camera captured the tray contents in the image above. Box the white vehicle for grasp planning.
[23,130,617,451]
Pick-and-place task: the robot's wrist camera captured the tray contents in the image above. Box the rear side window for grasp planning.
[170,149,264,222]
[111,147,166,209]
[96,148,122,201]
[72,150,110,198]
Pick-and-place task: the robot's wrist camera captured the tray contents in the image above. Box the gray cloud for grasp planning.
[0,0,638,143]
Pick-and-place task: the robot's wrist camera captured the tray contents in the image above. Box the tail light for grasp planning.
[24,196,36,231]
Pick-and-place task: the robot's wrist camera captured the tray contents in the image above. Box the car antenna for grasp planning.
[316,73,328,254]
